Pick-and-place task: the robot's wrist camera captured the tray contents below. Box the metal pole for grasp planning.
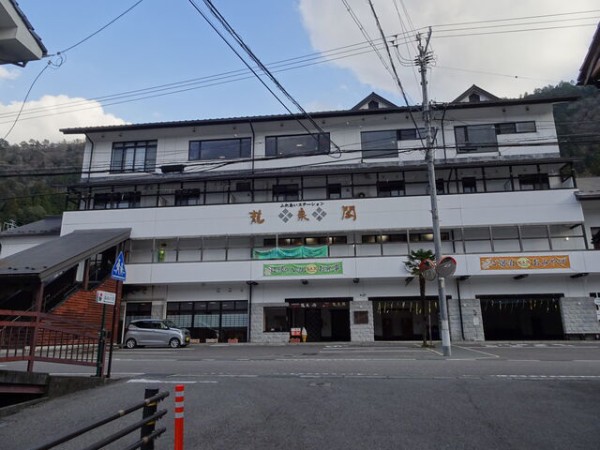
[141,388,159,450]
[418,29,451,356]
[27,282,44,372]
[95,303,107,377]
[106,280,122,378]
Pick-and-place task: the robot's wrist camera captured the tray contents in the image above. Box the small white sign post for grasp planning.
[96,290,116,305]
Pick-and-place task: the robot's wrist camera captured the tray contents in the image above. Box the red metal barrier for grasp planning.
[0,309,101,372]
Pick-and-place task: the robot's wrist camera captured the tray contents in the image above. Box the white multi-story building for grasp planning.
[58,87,600,343]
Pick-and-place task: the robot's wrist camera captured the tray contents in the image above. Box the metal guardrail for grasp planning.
[32,388,170,450]
[0,310,100,369]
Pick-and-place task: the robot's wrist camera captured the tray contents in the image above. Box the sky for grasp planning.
[0,0,598,144]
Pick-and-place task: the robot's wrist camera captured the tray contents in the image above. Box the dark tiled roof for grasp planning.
[578,23,600,87]
[6,0,47,56]
[0,216,62,237]
[60,95,578,135]
[0,228,130,281]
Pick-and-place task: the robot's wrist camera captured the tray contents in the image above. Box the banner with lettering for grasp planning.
[253,246,328,260]
[263,262,343,277]
[480,255,570,271]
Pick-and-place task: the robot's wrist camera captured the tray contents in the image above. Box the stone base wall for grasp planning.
[350,300,374,342]
[560,297,600,336]
[448,298,485,342]
[250,303,290,343]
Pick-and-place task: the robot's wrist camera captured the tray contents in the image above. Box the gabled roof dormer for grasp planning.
[351,92,398,111]
[452,85,500,103]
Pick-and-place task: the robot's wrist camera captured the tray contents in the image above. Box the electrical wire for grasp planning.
[2,0,148,141]
[2,61,53,141]
[366,0,425,150]
[187,0,342,158]
[54,0,147,55]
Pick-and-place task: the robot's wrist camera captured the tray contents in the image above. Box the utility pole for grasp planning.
[416,29,452,357]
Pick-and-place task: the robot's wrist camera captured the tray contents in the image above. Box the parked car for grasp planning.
[124,319,191,348]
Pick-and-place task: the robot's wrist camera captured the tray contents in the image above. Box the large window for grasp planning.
[377,180,405,197]
[93,192,141,209]
[111,141,157,173]
[175,188,201,206]
[361,128,426,159]
[265,133,330,157]
[264,307,289,332]
[189,138,251,161]
[167,301,248,342]
[591,227,600,250]
[455,125,498,153]
[455,121,536,153]
[273,184,299,201]
[361,130,397,159]
[495,121,536,134]
[519,174,549,190]
[398,128,426,141]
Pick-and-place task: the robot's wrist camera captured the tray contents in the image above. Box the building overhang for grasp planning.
[68,155,574,190]
[0,228,131,282]
[0,0,47,66]
[578,23,600,87]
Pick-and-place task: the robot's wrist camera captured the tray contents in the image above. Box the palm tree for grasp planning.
[405,249,435,347]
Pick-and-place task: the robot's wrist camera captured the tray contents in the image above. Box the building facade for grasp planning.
[59,89,600,343]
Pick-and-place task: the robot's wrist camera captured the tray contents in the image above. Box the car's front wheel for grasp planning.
[125,338,137,349]
[169,338,181,348]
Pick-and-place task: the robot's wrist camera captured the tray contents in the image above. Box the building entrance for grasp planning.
[479,295,563,340]
[286,298,351,342]
[372,297,439,341]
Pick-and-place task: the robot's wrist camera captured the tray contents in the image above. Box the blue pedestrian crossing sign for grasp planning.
[111,251,127,281]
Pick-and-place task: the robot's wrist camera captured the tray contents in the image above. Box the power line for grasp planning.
[2,0,148,140]
[187,0,341,157]
[0,18,589,126]
[366,0,425,149]
[54,0,147,55]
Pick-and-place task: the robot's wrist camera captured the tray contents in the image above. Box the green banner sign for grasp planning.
[263,262,343,277]
[253,246,328,260]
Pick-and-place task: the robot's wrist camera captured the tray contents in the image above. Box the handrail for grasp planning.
[32,390,169,450]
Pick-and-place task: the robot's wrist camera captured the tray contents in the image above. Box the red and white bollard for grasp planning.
[174,384,185,450]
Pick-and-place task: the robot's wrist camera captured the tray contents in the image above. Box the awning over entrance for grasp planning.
[0,228,131,282]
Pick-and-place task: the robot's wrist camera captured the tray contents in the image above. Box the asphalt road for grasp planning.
[1,342,599,449]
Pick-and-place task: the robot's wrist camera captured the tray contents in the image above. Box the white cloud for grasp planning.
[0,95,127,144]
[299,0,598,103]
[0,67,20,80]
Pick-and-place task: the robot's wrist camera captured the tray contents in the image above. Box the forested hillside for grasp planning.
[0,82,598,229]
[0,139,83,229]
[524,81,600,175]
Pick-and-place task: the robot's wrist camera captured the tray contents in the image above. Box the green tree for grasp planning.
[0,139,84,228]
[524,82,600,176]
[405,249,435,347]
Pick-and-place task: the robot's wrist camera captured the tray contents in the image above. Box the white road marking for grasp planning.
[493,375,600,379]
[454,345,500,358]
[127,379,218,384]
